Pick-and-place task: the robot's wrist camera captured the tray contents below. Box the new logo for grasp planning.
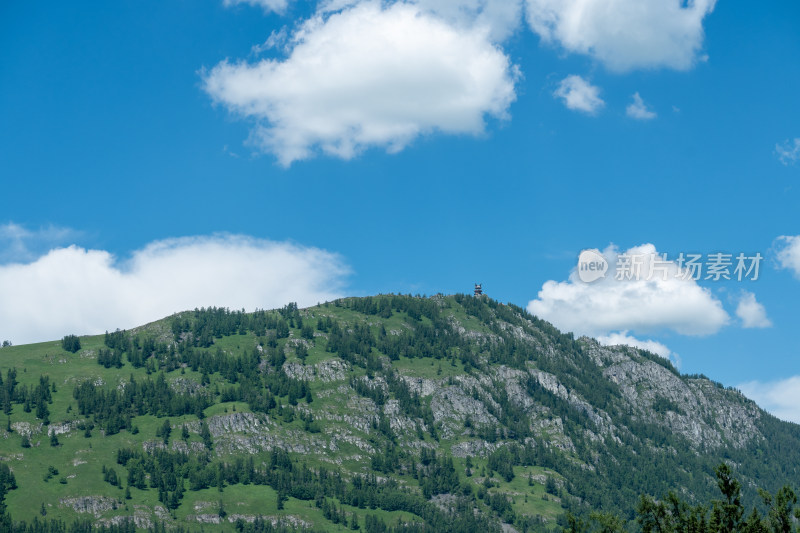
[577,249,608,283]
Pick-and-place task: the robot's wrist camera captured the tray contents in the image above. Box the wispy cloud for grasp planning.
[774,235,800,278]
[776,138,800,165]
[223,0,291,14]
[626,92,657,120]
[0,222,81,263]
[553,75,604,115]
[735,291,771,329]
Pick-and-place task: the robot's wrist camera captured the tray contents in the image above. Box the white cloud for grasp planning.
[526,0,717,72]
[224,0,290,14]
[0,222,80,263]
[410,0,523,42]
[527,243,730,337]
[553,75,604,115]
[735,291,772,329]
[775,235,800,278]
[776,138,800,165]
[203,2,518,166]
[250,29,290,56]
[596,331,671,358]
[626,92,657,120]
[739,377,800,424]
[0,235,348,345]
[319,0,524,42]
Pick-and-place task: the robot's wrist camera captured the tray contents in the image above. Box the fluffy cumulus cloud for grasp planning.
[0,235,348,345]
[553,75,604,115]
[626,92,657,120]
[775,235,800,278]
[735,291,772,329]
[526,0,717,71]
[0,223,80,263]
[739,377,800,424]
[203,2,518,165]
[776,138,800,165]
[527,243,730,338]
[224,0,291,14]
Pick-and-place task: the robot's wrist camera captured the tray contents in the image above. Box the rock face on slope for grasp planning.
[587,341,761,449]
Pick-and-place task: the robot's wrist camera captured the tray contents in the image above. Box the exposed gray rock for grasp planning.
[206,412,333,455]
[170,440,207,453]
[186,513,311,528]
[284,359,349,382]
[11,422,42,437]
[531,417,576,453]
[430,493,458,513]
[526,368,613,436]
[384,399,419,435]
[143,440,167,453]
[188,514,221,524]
[207,412,272,438]
[400,375,437,397]
[450,439,502,458]
[431,385,498,439]
[589,339,762,449]
[60,496,117,516]
[48,420,80,436]
[97,510,153,529]
[228,514,257,523]
[169,377,205,396]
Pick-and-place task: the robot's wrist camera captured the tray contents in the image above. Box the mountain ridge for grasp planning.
[0,293,797,531]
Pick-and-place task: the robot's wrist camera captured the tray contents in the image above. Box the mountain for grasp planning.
[0,294,798,532]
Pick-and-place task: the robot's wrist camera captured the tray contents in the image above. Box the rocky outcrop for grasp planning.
[587,340,762,449]
[283,359,349,382]
[207,412,271,438]
[48,420,81,436]
[431,385,498,439]
[185,513,311,527]
[169,377,205,396]
[59,496,118,516]
[11,422,42,437]
[205,412,332,455]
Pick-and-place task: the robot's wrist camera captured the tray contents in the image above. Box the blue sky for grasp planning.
[2,0,800,420]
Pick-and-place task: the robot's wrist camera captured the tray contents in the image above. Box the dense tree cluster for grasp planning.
[73,374,210,434]
[0,370,53,424]
[61,334,81,353]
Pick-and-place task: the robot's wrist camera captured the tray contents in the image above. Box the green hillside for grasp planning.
[0,295,798,532]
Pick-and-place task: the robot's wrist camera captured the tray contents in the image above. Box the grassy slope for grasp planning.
[0,299,565,530]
